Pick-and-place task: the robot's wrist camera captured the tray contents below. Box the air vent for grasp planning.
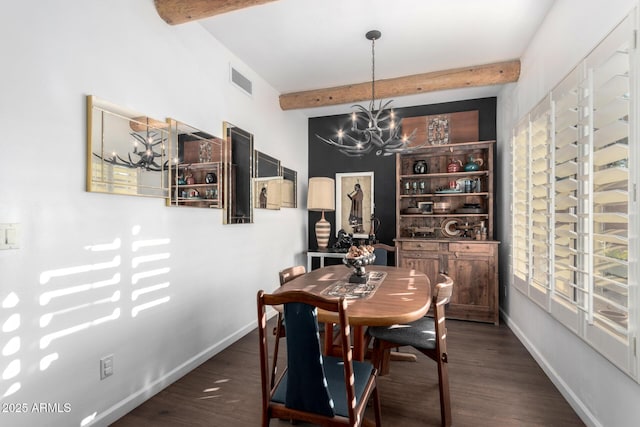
[230,66,252,96]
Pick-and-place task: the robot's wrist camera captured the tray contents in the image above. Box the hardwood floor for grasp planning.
[112,319,584,426]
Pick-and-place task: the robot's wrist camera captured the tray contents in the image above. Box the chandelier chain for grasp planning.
[315,29,426,156]
[371,36,376,108]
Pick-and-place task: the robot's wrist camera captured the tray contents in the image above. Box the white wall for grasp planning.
[497,1,640,426]
[0,1,308,426]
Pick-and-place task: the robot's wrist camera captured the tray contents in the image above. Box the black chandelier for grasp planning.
[316,30,425,157]
[94,118,169,171]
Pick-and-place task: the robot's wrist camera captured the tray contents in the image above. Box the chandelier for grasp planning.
[316,30,424,157]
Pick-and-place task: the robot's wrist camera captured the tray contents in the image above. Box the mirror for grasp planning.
[254,151,282,210]
[223,122,254,224]
[167,119,225,209]
[86,95,170,197]
[281,167,297,208]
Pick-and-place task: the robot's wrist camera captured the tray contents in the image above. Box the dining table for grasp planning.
[273,264,431,361]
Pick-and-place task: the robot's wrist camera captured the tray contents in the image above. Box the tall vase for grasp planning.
[315,210,330,248]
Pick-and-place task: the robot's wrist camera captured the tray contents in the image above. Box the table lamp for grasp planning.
[307,177,335,249]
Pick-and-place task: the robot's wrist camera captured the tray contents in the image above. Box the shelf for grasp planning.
[400,170,488,179]
[173,183,218,188]
[177,197,219,202]
[400,213,488,218]
[175,161,220,169]
[400,192,489,198]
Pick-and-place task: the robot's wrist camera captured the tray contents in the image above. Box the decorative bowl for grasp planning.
[343,253,376,283]
[433,201,451,214]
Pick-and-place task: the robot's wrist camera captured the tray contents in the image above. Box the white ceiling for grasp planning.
[200,0,555,117]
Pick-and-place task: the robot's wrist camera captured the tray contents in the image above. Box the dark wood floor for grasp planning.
[112,319,584,426]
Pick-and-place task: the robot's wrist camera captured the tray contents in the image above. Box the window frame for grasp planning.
[511,11,638,380]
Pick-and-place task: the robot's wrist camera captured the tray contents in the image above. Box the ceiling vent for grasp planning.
[230,65,253,96]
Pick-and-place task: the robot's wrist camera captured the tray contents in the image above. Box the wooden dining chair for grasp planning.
[372,243,395,266]
[368,274,454,427]
[257,289,382,427]
[270,265,306,387]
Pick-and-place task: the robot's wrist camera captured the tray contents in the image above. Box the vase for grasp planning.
[205,172,217,184]
[413,160,427,174]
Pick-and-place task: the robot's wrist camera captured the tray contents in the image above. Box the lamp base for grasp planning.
[315,212,330,249]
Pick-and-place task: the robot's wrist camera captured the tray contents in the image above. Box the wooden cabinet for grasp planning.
[395,139,499,324]
[397,239,499,324]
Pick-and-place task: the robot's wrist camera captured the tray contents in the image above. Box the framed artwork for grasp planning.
[427,115,450,145]
[335,172,374,239]
[418,201,433,214]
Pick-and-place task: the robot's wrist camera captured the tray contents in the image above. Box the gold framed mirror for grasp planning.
[254,151,282,210]
[223,122,254,224]
[167,119,225,209]
[281,166,297,208]
[86,95,170,197]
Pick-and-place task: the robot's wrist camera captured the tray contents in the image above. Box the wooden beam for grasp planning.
[154,0,279,25]
[279,60,520,111]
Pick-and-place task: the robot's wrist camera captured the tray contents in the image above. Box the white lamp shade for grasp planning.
[307,177,335,212]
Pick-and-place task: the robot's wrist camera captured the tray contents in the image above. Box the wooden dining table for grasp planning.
[274,264,431,361]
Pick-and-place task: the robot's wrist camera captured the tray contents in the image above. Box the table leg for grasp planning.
[352,325,365,361]
[323,322,334,356]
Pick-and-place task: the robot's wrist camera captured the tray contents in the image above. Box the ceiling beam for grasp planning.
[154,0,279,25]
[279,60,521,111]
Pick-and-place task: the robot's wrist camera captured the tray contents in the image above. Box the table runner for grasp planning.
[320,271,387,300]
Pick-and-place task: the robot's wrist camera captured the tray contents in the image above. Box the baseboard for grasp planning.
[500,308,601,427]
[91,315,265,426]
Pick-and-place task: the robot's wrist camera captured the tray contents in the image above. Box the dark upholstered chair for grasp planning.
[257,289,382,427]
[270,265,306,387]
[372,243,395,266]
[368,274,454,427]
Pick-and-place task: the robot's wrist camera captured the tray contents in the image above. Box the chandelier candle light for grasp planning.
[307,177,335,249]
[316,30,426,157]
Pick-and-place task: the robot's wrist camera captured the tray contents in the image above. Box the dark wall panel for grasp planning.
[307,97,497,249]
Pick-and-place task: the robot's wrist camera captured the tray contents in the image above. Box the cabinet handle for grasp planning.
[455,251,460,258]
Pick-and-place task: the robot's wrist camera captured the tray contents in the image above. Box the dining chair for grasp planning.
[270,265,306,387]
[368,274,454,427]
[257,289,382,427]
[372,242,395,266]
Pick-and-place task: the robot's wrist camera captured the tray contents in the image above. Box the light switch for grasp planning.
[6,228,17,245]
[0,223,20,250]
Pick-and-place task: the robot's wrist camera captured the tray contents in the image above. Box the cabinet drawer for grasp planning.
[449,242,489,253]
[401,241,439,251]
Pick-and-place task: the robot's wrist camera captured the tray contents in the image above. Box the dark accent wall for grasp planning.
[308,97,497,249]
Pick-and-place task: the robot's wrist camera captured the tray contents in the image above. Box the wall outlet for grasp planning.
[100,354,114,380]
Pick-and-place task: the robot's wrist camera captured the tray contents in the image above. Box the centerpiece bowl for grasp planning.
[342,246,376,283]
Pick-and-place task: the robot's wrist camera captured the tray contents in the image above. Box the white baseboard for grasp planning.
[500,308,601,427]
[90,315,265,426]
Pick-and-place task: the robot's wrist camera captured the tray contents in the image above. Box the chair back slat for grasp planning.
[433,274,454,306]
[283,302,334,416]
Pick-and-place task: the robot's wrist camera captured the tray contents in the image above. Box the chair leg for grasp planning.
[372,381,382,427]
[436,355,452,427]
[270,314,284,388]
[371,338,392,376]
